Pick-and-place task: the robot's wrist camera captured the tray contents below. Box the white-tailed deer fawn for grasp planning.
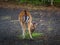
[18,10,38,39]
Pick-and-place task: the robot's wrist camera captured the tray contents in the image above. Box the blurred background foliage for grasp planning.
[0,0,60,7]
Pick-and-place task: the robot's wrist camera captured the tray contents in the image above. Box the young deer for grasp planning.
[18,10,38,39]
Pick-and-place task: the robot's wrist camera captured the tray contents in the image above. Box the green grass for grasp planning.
[17,32,44,39]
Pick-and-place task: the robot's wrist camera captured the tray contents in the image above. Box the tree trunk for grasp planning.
[51,0,54,6]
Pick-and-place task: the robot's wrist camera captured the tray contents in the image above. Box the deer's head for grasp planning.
[30,19,42,34]
[30,22,38,34]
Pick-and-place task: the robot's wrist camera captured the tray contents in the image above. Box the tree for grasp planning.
[51,0,54,6]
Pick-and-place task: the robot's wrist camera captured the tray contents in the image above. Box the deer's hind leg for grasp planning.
[20,22,26,39]
[28,22,33,39]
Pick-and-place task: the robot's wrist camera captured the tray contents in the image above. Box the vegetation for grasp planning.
[1,0,60,7]
[17,32,44,39]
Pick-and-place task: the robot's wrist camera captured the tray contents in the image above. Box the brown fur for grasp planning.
[18,10,38,39]
[30,23,37,34]
[18,10,33,39]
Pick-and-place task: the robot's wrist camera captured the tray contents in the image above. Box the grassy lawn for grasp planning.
[17,32,44,39]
